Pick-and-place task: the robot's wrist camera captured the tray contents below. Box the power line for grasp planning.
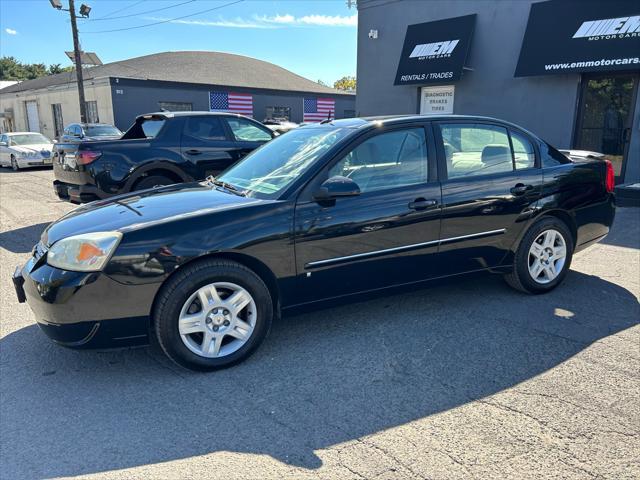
[81,0,244,33]
[85,0,198,22]
[92,0,146,20]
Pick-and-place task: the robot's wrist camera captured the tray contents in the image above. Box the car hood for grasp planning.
[10,144,53,153]
[42,182,266,246]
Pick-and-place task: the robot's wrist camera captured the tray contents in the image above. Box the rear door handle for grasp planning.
[408,198,438,211]
[185,149,202,155]
[510,184,533,195]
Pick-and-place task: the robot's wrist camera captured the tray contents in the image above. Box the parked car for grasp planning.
[52,112,275,203]
[59,123,123,143]
[13,115,616,371]
[0,132,54,170]
[263,118,299,135]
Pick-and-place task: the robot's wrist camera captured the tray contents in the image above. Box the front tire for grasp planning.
[134,175,174,191]
[153,259,273,371]
[10,155,19,171]
[504,217,574,294]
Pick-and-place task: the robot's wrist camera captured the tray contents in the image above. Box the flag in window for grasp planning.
[303,98,335,123]
[209,91,253,117]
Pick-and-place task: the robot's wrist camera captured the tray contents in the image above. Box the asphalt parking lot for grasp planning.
[0,167,638,480]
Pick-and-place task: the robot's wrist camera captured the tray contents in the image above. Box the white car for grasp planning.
[0,132,55,170]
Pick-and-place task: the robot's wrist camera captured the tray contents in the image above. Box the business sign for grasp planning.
[515,0,640,77]
[394,14,476,85]
[420,86,454,115]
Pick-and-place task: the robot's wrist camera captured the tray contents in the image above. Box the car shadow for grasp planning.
[0,222,50,253]
[1,271,638,479]
[599,207,639,250]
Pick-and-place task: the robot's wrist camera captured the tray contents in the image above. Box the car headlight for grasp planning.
[15,151,27,158]
[47,232,122,272]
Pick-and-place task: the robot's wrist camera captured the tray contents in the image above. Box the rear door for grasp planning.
[293,123,442,303]
[180,115,239,179]
[434,121,543,275]
[223,117,274,163]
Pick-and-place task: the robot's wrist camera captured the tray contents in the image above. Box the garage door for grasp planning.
[25,101,40,132]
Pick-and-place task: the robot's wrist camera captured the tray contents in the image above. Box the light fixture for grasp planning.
[79,4,91,17]
[49,0,63,9]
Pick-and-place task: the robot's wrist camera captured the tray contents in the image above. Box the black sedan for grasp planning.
[14,115,616,371]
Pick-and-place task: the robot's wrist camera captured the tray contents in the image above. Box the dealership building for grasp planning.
[0,51,355,137]
[356,0,639,202]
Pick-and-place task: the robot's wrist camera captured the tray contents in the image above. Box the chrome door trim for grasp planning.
[305,228,506,269]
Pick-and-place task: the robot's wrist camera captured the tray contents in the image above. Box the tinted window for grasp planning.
[140,119,165,139]
[86,125,122,137]
[441,124,513,178]
[72,125,81,136]
[329,128,428,193]
[510,130,535,169]
[541,143,572,167]
[226,118,272,142]
[183,117,227,142]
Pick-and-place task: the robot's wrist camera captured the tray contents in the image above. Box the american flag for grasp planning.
[303,98,335,122]
[209,91,253,117]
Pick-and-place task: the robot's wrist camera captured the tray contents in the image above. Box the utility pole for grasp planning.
[68,0,87,123]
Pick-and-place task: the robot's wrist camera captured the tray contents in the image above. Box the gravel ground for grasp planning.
[1,167,638,480]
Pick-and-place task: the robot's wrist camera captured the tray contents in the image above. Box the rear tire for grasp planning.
[504,217,574,294]
[134,174,174,191]
[153,259,273,371]
[10,155,19,171]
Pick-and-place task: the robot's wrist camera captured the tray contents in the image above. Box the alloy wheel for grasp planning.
[528,229,567,284]
[178,282,257,358]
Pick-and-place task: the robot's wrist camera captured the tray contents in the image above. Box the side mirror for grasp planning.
[314,175,361,201]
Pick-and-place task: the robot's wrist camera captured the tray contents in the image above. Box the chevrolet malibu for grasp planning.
[13,116,616,371]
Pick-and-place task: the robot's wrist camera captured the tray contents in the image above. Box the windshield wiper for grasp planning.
[205,176,246,196]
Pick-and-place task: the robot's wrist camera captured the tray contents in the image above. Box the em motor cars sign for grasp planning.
[394,14,476,86]
[515,0,640,77]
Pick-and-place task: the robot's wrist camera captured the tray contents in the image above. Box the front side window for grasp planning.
[441,123,513,178]
[218,126,354,198]
[183,117,227,142]
[226,117,272,142]
[329,128,428,193]
[511,130,535,169]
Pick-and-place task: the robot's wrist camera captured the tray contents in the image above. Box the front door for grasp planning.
[294,124,441,304]
[180,115,238,179]
[574,73,639,182]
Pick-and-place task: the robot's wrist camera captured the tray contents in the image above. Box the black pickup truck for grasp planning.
[53,112,274,203]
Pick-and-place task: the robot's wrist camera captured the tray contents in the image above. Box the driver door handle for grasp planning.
[408,198,438,211]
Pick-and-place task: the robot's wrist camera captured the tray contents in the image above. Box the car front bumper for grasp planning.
[14,251,159,349]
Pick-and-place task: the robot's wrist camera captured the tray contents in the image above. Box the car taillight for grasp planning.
[76,150,102,165]
[604,159,615,193]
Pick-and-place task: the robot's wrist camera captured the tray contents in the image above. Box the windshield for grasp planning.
[10,134,51,145]
[218,126,353,198]
[86,125,122,137]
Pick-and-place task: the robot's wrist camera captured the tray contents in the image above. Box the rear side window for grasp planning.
[440,123,513,178]
[329,128,428,193]
[183,116,227,142]
[226,118,272,142]
[141,119,165,139]
[510,130,535,169]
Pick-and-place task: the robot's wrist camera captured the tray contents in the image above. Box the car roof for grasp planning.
[69,123,116,128]
[5,132,47,135]
[303,114,542,139]
[136,111,252,120]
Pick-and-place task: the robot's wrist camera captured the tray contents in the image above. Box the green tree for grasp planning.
[0,56,73,80]
[333,76,356,91]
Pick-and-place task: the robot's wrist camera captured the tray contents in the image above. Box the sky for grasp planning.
[0,0,358,85]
